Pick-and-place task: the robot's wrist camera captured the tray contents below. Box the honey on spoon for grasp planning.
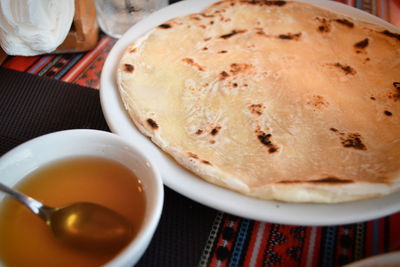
[0,183,133,253]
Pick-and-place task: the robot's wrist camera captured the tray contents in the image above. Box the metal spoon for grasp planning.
[0,183,134,253]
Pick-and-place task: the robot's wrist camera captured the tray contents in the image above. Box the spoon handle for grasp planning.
[0,183,51,221]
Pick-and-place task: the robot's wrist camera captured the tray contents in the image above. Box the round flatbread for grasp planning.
[117,0,400,203]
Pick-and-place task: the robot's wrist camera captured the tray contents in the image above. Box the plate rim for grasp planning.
[100,0,400,226]
[344,251,400,266]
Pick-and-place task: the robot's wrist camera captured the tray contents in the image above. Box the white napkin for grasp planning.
[0,0,75,56]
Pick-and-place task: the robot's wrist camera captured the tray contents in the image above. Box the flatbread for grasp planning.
[117,0,400,203]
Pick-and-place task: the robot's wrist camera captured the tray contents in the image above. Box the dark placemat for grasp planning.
[0,68,109,151]
[0,67,217,266]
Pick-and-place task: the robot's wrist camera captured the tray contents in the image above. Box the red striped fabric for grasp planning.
[2,35,117,90]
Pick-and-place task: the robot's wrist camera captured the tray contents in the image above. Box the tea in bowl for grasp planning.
[0,130,164,267]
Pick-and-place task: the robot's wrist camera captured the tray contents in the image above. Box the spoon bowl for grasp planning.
[51,202,134,253]
[0,183,134,253]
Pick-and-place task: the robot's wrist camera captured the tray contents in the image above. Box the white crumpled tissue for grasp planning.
[0,0,75,56]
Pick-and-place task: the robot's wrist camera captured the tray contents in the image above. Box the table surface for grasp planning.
[1,0,400,266]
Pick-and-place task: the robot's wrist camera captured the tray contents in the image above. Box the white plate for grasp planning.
[344,251,400,267]
[100,0,400,226]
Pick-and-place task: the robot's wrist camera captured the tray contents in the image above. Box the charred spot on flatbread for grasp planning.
[257,132,272,146]
[188,152,198,159]
[195,129,203,135]
[381,30,400,41]
[230,63,252,74]
[341,133,366,150]
[354,38,369,54]
[307,95,329,110]
[158,23,172,29]
[219,71,230,80]
[316,17,331,33]
[187,152,212,165]
[210,126,221,136]
[268,147,278,153]
[388,82,400,101]
[278,177,353,184]
[189,14,201,21]
[200,13,215,18]
[182,58,206,71]
[332,63,356,75]
[310,177,353,184]
[248,104,264,115]
[317,17,354,33]
[330,129,367,150]
[146,118,158,129]
[384,110,393,116]
[220,29,246,39]
[255,28,266,36]
[245,0,287,6]
[334,18,354,28]
[277,32,301,40]
[276,180,301,184]
[201,159,212,165]
[354,38,369,49]
[267,0,286,6]
[123,64,134,73]
[256,130,279,153]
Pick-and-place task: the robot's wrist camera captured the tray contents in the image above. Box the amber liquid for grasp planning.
[0,157,146,267]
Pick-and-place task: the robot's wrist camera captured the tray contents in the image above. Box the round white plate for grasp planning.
[100,0,400,226]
